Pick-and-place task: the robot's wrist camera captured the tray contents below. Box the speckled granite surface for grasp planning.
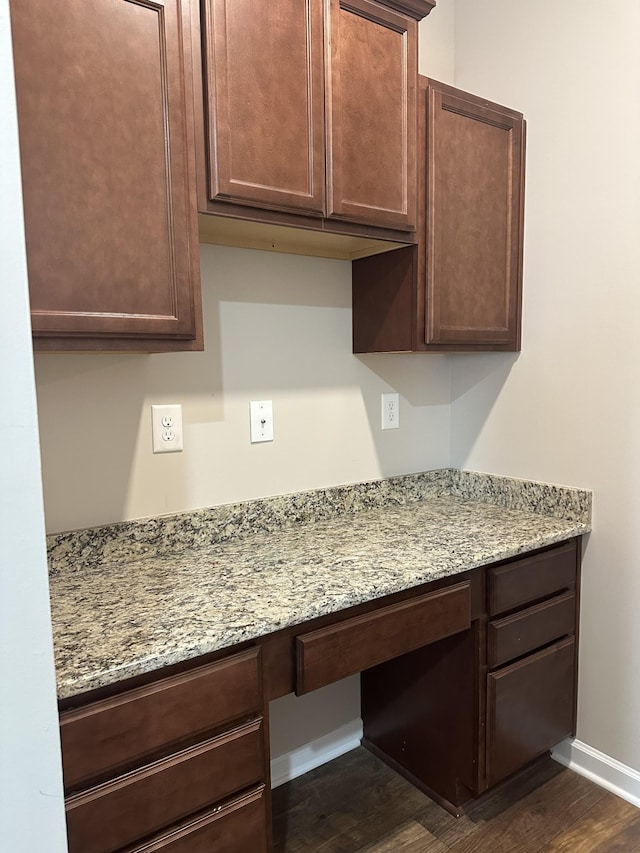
[48,470,592,700]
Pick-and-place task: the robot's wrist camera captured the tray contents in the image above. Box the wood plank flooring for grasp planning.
[272,748,640,852]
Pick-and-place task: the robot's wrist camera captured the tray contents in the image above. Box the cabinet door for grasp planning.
[486,637,576,789]
[203,0,326,215]
[11,0,202,349]
[424,79,525,347]
[325,0,417,230]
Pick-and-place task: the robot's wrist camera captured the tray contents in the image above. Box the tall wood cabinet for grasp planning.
[195,0,434,237]
[353,76,526,352]
[10,0,203,352]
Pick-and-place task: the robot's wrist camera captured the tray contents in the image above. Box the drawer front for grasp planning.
[488,541,577,617]
[127,786,269,853]
[296,582,471,695]
[486,637,576,789]
[65,719,265,853]
[61,647,261,791]
[488,591,576,668]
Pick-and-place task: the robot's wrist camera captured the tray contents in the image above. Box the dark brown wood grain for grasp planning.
[128,786,269,852]
[488,541,577,617]
[486,637,576,789]
[325,0,417,230]
[487,591,576,668]
[295,582,471,694]
[10,0,202,350]
[362,625,482,813]
[60,648,262,792]
[65,720,265,853]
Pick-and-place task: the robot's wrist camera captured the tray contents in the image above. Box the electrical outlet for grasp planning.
[151,404,183,453]
[381,392,400,430]
[250,400,274,443]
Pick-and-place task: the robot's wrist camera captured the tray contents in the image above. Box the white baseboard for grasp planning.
[552,738,640,809]
[270,719,363,789]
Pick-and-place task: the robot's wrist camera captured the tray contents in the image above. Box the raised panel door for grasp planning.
[325,0,417,230]
[425,79,525,346]
[486,638,576,788]
[11,0,202,348]
[203,0,326,215]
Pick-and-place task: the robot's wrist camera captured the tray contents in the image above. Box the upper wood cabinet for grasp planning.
[353,76,526,352]
[11,0,203,352]
[203,0,326,216]
[197,0,433,236]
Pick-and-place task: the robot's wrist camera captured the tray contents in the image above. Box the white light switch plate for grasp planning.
[250,400,274,443]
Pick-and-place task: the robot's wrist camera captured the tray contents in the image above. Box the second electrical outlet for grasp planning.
[381,392,400,430]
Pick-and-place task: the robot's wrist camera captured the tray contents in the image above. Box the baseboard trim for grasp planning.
[270,719,363,789]
[552,738,640,809]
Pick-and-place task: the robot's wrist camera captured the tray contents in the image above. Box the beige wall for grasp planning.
[35,245,451,533]
[452,0,640,772]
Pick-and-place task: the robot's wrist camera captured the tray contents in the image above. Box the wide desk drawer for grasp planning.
[296,582,471,695]
[61,647,261,791]
[65,719,265,853]
[488,591,576,668]
[488,542,577,617]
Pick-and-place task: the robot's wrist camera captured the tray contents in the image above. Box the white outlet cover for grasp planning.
[381,392,400,430]
[151,404,184,453]
[250,400,274,443]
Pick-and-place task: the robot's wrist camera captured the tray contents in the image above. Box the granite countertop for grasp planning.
[48,469,592,701]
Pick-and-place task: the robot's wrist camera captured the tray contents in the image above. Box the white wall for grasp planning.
[0,0,68,848]
[452,0,640,773]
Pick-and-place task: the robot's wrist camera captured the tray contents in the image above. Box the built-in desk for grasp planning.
[48,470,591,851]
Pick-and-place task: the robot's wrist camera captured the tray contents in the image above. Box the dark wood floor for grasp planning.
[272,747,640,852]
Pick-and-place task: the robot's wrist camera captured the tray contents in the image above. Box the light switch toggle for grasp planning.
[250,400,274,443]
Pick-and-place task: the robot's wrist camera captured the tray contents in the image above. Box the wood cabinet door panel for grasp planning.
[486,637,575,788]
[127,787,269,852]
[61,648,261,792]
[326,0,417,229]
[11,0,201,342]
[425,80,525,346]
[203,0,325,214]
[296,582,470,694]
[65,720,265,853]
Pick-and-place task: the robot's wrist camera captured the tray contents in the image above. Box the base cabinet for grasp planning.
[486,638,576,788]
[60,648,270,853]
[57,538,581,848]
[352,76,526,353]
[361,539,580,813]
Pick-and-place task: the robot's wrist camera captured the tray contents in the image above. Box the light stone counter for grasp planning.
[48,469,591,701]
